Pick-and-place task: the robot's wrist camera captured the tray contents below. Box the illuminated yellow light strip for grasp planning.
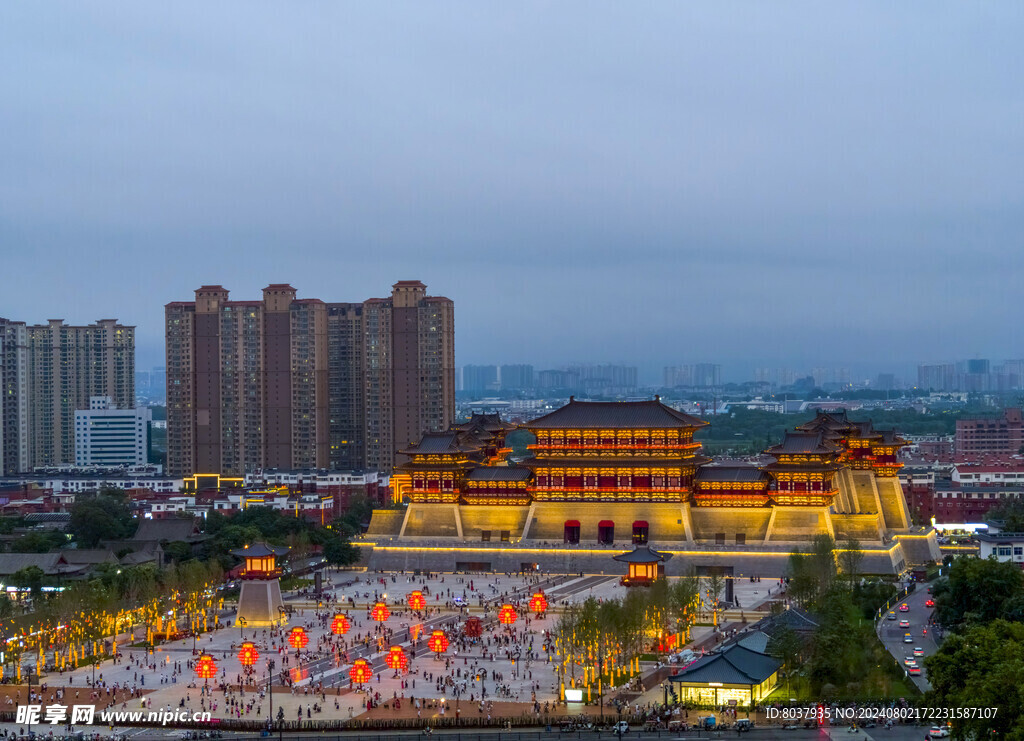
[355,543,904,556]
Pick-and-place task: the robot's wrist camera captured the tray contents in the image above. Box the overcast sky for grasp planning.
[2,3,1022,382]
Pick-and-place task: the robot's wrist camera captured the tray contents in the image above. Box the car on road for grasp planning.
[914,647,925,656]
[900,619,911,628]
[887,611,897,620]
[926,599,935,608]
[899,603,910,612]
[910,666,922,676]
[903,657,916,666]
[928,726,950,737]
[734,720,755,732]
[904,633,914,643]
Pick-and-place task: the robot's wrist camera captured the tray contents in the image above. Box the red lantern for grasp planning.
[331,613,350,636]
[464,616,483,638]
[370,601,390,622]
[529,592,548,614]
[498,604,518,625]
[237,641,259,666]
[288,626,309,649]
[349,658,373,684]
[428,629,449,654]
[385,645,408,671]
[407,590,426,611]
[194,653,217,680]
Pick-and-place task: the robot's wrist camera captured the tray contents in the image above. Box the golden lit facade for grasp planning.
[763,431,842,506]
[395,414,519,504]
[523,397,711,503]
[461,468,532,505]
[870,429,909,477]
[693,466,771,507]
[797,411,908,477]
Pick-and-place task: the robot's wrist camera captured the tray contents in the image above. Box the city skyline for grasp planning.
[3,3,1023,374]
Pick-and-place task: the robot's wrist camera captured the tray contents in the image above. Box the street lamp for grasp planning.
[26,666,33,739]
[266,657,282,741]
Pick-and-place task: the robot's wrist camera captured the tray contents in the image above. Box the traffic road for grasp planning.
[876,585,940,693]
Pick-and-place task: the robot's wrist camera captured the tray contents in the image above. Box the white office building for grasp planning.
[74,397,151,467]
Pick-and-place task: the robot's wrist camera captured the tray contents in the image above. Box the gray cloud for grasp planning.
[2,2,1022,380]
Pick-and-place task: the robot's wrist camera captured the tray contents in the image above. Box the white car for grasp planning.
[928,727,950,738]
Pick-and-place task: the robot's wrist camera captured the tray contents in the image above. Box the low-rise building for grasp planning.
[976,531,1024,568]
[74,396,151,467]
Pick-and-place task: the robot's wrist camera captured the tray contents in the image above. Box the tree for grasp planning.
[837,537,864,592]
[932,556,1024,629]
[69,491,134,547]
[10,565,46,598]
[767,626,803,695]
[985,499,1024,532]
[925,619,1024,740]
[162,541,193,564]
[9,530,66,553]
[702,570,726,626]
[788,535,838,608]
[322,536,359,566]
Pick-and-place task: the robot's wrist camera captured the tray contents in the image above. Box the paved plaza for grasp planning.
[0,569,783,734]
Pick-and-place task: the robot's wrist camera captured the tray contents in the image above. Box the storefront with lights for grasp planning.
[667,643,780,708]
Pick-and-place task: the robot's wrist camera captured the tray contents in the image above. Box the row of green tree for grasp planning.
[777,535,912,699]
[925,556,1024,740]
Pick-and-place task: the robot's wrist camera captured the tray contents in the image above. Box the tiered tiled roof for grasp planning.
[523,398,708,430]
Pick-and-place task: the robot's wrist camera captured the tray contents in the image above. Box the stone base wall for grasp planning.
[365,540,908,576]
[236,580,286,627]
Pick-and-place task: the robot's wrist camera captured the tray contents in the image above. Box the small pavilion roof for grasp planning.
[695,465,770,484]
[399,432,480,456]
[877,429,909,445]
[765,431,842,456]
[523,398,708,430]
[612,544,673,564]
[230,542,290,559]
[451,413,515,433]
[465,467,532,482]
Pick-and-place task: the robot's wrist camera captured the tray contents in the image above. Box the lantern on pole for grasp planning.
[349,658,373,684]
[194,653,217,680]
[529,591,548,615]
[427,629,449,655]
[498,604,518,625]
[330,613,350,636]
[288,626,309,649]
[407,590,426,611]
[237,641,259,667]
[385,646,408,671]
[370,601,390,622]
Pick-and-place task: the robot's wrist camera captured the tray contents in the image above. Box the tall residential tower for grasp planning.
[165,281,454,477]
[0,317,134,472]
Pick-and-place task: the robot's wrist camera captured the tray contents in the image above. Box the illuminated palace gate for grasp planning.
[387,403,913,554]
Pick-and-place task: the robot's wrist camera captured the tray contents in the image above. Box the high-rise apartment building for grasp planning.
[664,364,721,388]
[363,281,455,473]
[0,319,29,476]
[0,317,134,472]
[462,365,498,393]
[166,281,454,477]
[500,364,534,390]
